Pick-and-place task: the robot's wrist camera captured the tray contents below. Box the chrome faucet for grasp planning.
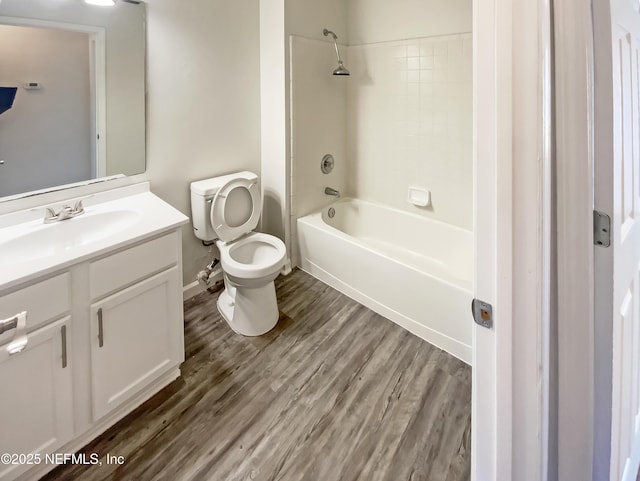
[44,200,85,223]
[324,187,340,197]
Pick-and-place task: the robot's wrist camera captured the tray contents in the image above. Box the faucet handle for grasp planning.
[73,200,84,214]
[44,207,57,220]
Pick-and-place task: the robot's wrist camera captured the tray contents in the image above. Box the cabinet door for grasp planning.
[0,318,73,481]
[90,267,183,421]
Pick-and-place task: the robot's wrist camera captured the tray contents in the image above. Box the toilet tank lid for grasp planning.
[190,171,258,196]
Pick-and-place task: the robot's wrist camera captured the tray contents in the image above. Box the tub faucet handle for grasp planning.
[324,187,340,198]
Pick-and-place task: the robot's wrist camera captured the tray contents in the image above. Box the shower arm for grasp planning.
[333,38,344,64]
[323,29,344,65]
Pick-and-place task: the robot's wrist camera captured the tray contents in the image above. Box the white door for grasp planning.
[594,1,640,480]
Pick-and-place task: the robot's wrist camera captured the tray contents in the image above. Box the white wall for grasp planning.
[258,0,347,251]
[260,0,287,244]
[290,37,348,217]
[346,34,473,229]
[145,0,261,285]
[0,25,91,197]
[286,0,347,41]
[289,36,348,263]
[258,0,347,258]
[346,0,472,45]
[289,0,473,232]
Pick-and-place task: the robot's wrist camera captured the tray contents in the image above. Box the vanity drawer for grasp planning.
[90,232,179,299]
[0,273,71,346]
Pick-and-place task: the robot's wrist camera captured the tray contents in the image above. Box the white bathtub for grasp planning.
[297,198,473,363]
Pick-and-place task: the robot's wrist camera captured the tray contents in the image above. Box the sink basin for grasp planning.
[0,185,190,290]
[0,210,141,265]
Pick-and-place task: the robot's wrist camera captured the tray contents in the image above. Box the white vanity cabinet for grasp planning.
[0,233,186,481]
[88,233,184,421]
[0,184,189,481]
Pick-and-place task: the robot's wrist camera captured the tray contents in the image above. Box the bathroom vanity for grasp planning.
[0,183,188,481]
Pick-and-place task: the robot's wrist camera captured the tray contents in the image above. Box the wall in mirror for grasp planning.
[0,0,146,199]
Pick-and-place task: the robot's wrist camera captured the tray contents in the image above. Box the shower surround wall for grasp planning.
[289,1,472,266]
[347,34,472,229]
[289,36,348,263]
[290,33,472,242]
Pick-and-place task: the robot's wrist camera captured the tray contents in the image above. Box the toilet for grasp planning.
[190,171,287,336]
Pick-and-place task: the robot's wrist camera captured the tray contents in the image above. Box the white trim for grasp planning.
[472,0,513,478]
[554,0,596,479]
[511,0,554,479]
[591,0,614,477]
[94,29,107,178]
[0,15,101,34]
[0,16,107,181]
[494,0,514,476]
[89,35,98,179]
[183,280,206,302]
[539,0,555,477]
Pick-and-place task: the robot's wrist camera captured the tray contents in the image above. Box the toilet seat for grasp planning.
[210,177,260,243]
[217,232,286,279]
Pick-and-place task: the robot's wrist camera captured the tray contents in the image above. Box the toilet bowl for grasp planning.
[190,172,287,336]
[218,232,286,286]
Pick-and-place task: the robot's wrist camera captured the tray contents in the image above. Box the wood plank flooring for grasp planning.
[42,269,471,481]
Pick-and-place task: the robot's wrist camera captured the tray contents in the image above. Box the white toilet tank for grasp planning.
[190,171,258,242]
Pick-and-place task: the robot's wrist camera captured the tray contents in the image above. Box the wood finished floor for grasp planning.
[43,269,471,481]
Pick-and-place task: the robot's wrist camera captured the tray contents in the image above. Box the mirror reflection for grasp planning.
[0,0,146,199]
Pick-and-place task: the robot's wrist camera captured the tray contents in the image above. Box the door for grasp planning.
[90,267,183,421]
[594,1,640,480]
[0,318,73,481]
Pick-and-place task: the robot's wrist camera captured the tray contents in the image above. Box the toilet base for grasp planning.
[216,280,279,336]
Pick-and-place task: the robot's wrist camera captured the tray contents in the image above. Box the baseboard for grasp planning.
[183,280,206,301]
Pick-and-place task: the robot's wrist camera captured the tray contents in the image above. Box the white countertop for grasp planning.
[0,183,189,291]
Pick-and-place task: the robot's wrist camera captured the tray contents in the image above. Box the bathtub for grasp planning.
[297,198,473,363]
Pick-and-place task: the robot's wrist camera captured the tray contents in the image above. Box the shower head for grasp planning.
[323,28,350,76]
[332,62,350,76]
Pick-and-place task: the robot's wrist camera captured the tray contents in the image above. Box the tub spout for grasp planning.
[325,187,340,197]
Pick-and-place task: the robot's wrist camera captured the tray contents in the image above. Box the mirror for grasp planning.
[0,0,146,199]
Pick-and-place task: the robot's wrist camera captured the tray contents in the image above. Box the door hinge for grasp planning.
[593,210,611,247]
[472,299,493,329]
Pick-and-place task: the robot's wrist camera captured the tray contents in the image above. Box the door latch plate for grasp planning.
[472,299,493,329]
[593,210,611,247]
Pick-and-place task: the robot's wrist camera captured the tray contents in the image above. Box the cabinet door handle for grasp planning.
[0,314,19,335]
[97,308,104,348]
[61,325,67,369]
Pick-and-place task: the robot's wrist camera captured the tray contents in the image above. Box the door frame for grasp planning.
[473,0,554,479]
[472,0,513,478]
[554,0,603,479]
[0,16,107,178]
